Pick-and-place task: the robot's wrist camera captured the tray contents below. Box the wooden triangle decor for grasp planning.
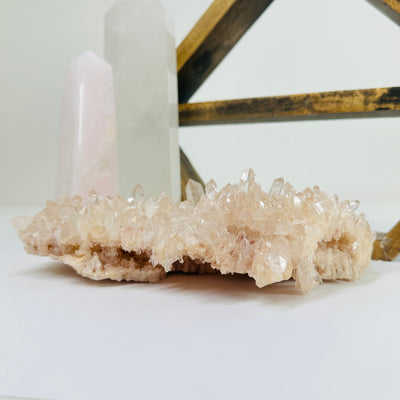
[176,0,400,261]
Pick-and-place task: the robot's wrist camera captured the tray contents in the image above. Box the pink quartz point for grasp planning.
[56,51,119,200]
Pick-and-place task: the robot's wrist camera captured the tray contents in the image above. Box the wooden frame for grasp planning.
[177,0,400,261]
[179,87,400,125]
[366,0,400,26]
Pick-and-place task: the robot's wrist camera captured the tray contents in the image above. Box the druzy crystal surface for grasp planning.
[14,171,373,294]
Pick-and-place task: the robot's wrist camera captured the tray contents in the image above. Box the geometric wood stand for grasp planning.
[177,0,400,261]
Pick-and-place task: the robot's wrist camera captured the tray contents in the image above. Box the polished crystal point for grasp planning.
[55,51,119,200]
[15,171,374,294]
[105,0,180,201]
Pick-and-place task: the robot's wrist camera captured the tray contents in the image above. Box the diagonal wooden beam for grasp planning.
[372,221,400,260]
[177,0,274,103]
[180,148,205,201]
[178,0,274,196]
[178,87,400,125]
[366,0,400,26]
[180,150,201,201]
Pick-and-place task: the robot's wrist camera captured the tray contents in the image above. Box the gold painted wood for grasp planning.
[177,0,400,247]
[179,87,400,125]
[180,148,205,201]
[177,0,274,103]
[178,0,274,193]
[179,148,204,201]
[372,221,400,260]
[366,0,400,26]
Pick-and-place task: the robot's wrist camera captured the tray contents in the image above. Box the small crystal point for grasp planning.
[186,179,205,203]
[282,182,295,198]
[293,195,302,208]
[313,185,321,194]
[132,185,145,202]
[205,179,217,200]
[88,190,101,205]
[269,178,285,196]
[240,168,256,184]
[239,168,256,192]
[331,194,339,203]
[348,200,360,212]
[314,201,324,214]
[56,50,119,200]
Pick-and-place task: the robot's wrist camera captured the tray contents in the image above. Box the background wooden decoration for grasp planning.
[179,87,400,125]
[177,0,400,261]
[177,0,274,103]
[366,0,400,25]
[180,148,205,200]
[179,0,274,200]
[373,222,400,261]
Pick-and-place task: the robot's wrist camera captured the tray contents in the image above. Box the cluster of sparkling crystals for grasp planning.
[13,170,374,293]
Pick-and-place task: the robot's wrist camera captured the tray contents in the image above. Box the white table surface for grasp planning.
[1,204,400,400]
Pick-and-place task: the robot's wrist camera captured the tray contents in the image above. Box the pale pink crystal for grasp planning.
[56,51,119,200]
[14,170,374,294]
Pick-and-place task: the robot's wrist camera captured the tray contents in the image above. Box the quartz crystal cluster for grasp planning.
[14,170,373,293]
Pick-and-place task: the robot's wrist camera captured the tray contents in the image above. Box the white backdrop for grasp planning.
[1,0,400,205]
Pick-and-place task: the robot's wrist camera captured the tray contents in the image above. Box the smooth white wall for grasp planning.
[1,0,400,205]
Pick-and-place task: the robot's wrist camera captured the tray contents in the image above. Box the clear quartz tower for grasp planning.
[56,51,119,200]
[105,0,180,201]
